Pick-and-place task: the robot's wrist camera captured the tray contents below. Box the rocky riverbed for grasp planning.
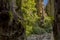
[27,33,54,40]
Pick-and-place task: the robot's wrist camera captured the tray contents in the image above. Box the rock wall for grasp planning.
[53,0,60,40]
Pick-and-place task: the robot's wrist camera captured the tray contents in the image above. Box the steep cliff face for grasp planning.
[0,0,25,40]
[45,0,54,16]
[53,0,60,40]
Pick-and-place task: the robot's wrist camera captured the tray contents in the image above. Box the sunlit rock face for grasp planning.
[36,0,47,17]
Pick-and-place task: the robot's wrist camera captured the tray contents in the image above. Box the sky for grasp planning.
[44,0,48,6]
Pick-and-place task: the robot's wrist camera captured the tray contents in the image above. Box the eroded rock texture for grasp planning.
[0,0,25,40]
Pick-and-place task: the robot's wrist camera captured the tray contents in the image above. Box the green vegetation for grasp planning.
[3,0,54,36]
[21,0,39,36]
[19,0,54,36]
[0,0,55,40]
